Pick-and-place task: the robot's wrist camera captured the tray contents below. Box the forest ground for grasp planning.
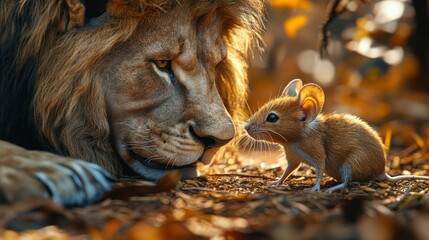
[1,139,428,240]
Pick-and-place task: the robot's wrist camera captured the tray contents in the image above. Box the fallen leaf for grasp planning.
[184,179,200,187]
[377,182,390,189]
[105,170,180,200]
[360,186,377,192]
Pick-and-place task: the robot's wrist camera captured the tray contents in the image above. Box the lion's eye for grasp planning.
[155,60,169,69]
[266,113,279,123]
[153,59,177,83]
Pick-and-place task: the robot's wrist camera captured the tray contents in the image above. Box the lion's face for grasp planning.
[101,7,235,179]
[33,0,263,181]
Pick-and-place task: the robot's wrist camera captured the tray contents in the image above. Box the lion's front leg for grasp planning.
[0,141,116,207]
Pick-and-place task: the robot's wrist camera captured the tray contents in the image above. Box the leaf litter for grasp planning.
[1,130,429,239]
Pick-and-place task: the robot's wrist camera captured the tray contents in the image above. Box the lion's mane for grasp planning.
[0,0,265,174]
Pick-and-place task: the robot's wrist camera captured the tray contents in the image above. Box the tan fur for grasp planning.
[8,0,264,176]
[246,79,428,192]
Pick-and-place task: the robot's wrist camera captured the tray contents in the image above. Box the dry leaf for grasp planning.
[184,179,200,187]
[376,182,390,189]
[360,186,377,192]
[105,170,180,200]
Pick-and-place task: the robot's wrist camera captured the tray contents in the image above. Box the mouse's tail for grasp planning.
[383,173,429,182]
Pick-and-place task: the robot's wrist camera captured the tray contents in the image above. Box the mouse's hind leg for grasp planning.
[326,164,352,193]
[326,182,348,193]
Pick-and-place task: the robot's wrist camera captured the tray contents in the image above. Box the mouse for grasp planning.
[244,79,429,193]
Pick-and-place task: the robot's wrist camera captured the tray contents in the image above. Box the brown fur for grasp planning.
[0,0,265,204]
[27,0,265,174]
[246,79,428,192]
[247,88,386,182]
[249,91,386,181]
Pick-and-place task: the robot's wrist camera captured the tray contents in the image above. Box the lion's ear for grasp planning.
[65,0,86,31]
[106,0,168,17]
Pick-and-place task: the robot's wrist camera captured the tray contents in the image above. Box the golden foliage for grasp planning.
[271,0,312,10]
[283,15,308,39]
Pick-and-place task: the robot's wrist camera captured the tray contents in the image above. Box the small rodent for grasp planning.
[244,79,429,192]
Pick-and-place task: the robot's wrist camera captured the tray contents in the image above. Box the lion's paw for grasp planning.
[35,161,116,206]
[1,160,116,207]
[0,142,116,207]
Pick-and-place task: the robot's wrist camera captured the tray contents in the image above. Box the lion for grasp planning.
[0,0,265,206]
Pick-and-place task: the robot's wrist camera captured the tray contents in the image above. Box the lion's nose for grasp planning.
[189,126,234,149]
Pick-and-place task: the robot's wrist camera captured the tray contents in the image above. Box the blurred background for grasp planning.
[245,0,429,153]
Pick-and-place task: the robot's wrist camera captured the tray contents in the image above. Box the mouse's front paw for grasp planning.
[268,180,282,187]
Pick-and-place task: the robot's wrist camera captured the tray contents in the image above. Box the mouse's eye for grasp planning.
[266,113,279,123]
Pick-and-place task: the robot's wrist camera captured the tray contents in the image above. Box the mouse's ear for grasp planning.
[298,84,325,123]
[282,79,303,97]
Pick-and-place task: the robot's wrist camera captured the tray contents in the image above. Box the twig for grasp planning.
[208,173,274,180]
[180,187,229,194]
[319,0,345,58]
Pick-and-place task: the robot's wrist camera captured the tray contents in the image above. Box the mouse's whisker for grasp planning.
[264,131,276,144]
[275,86,282,98]
[230,134,247,148]
[243,136,255,153]
[266,129,288,143]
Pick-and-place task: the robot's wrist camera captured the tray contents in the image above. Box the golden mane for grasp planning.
[4,0,265,175]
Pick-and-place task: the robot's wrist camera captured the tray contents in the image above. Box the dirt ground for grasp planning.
[1,142,428,240]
